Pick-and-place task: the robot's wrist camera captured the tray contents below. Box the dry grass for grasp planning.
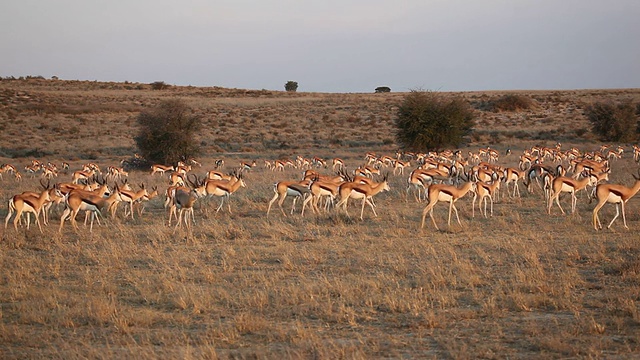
[1,79,640,358]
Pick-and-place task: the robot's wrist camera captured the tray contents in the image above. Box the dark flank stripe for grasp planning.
[23,198,37,209]
[352,187,367,195]
[288,184,310,195]
[440,188,455,197]
[319,184,335,193]
[609,188,624,198]
[81,197,101,207]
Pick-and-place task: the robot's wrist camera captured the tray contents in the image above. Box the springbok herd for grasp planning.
[2,143,640,234]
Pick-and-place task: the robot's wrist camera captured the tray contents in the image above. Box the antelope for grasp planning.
[172,188,203,230]
[0,164,17,180]
[267,179,312,217]
[168,171,186,186]
[240,160,257,171]
[17,180,65,226]
[107,166,128,181]
[335,175,390,220]
[332,158,345,172]
[116,183,153,219]
[502,167,523,198]
[547,175,596,215]
[71,169,95,184]
[166,178,207,226]
[301,178,342,215]
[151,164,174,176]
[201,172,246,213]
[592,171,640,230]
[472,180,500,218]
[393,160,410,176]
[58,183,114,233]
[421,181,476,230]
[5,184,55,232]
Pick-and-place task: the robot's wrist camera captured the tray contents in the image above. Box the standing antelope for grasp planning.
[547,175,595,215]
[267,180,312,217]
[201,172,246,213]
[472,180,500,218]
[335,175,390,220]
[421,181,476,230]
[592,171,640,230]
[5,186,54,233]
[502,167,523,198]
[172,188,203,230]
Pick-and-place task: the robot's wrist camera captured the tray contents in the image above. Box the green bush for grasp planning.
[394,91,475,151]
[586,101,639,142]
[285,81,298,92]
[150,81,170,90]
[134,99,201,164]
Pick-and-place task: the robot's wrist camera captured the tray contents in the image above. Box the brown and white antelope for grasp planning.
[421,181,476,230]
[150,164,175,176]
[547,175,596,215]
[267,179,312,217]
[592,171,640,230]
[5,183,56,233]
[472,180,500,218]
[335,175,390,220]
[200,172,246,213]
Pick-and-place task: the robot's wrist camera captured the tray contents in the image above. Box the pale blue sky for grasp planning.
[2,1,639,92]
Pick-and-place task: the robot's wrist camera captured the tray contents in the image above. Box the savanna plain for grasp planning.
[1,79,640,359]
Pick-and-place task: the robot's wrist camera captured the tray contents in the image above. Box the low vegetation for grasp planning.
[0,79,640,358]
[135,99,201,165]
[587,101,639,142]
[395,90,475,151]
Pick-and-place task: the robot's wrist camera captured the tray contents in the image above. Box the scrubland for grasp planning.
[1,79,640,359]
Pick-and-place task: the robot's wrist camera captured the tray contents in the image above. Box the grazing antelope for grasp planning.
[592,171,640,230]
[547,175,595,215]
[332,158,345,172]
[472,180,500,218]
[151,164,175,176]
[421,181,476,230]
[107,166,128,181]
[502,167,523,198]
[335,175,390,220]
[267,179,312,217]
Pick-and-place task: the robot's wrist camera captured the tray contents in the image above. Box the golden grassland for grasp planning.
[1,79,640,359]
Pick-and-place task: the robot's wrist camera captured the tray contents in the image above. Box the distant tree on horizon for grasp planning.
[285,81,298,92]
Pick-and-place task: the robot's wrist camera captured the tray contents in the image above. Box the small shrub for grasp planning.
[395,90,475,151]
[135,99,201,164]
[375,86,391,93]
[285,81,298,92]
[586,101,639,142]
[480,94,535,112]
[150,81,170,90]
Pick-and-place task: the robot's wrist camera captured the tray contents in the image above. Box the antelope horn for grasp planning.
[187,173,198,188]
